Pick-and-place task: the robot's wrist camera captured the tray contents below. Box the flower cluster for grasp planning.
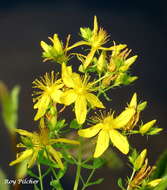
[8,16,163,190]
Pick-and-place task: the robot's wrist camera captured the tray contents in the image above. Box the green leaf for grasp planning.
[61,151,75,164]
[0,169,10,190]
[151,150,167,179]
[93,158,105,169]
[117,178,125,190]
[34,184,40,190]
[86,178,104,187]
[128,149,138,166]
[82,163,94,169]
[153,176,167,190]
[55,119,67,130]
[70,119,81,129]
[80,27,93,41]
[0,83,20,134]
[50,179,63,190]
[27,169,39,179]
[57,163,67,179]
[38,151,59,168]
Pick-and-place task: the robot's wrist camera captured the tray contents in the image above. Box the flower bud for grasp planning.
[137,101,147,112]
[120,55,138,72]
[97,51,106,72]
[139,120,156,134]
[148,178,162,187]
[134,149,147,170]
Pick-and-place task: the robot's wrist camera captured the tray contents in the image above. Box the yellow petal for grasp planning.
[109,129,129,154]
[40,41,50,52]
[75,96,87,124]
[9,149,33,166]
[50,89,63,103]
[84,48,96,69]
[61,63,74,88]
[78,124,102,138]
[114,108,135,129]
[14,129,34,137]
[93,16,98,36]
[129,93,137,109]
[94,130,109,158]
[61,89,77,105]
[100,44,127,51]
[72,73,83,88]
[34,94,50,121]
[28,149,39,168]
[47,146,64,169]
[66,41,89,51]
[49,138,80,145]
[86,93,104,108]
[52,34,63,53]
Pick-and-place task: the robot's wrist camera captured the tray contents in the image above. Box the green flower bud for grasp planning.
[139,120,156,134]
[137,101,147,112]
[97,51,106,72]
[134,149,147,170]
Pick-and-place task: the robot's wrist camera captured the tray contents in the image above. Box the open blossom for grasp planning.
[61,63,104,124]
[9,127,79,169]
[78,93,137,157]
[32,71,63,121]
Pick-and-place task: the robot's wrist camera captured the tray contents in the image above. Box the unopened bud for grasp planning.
[139,120,156,134]
[97,51,106,72]
[134,149,147,170]
[148,178,162,187]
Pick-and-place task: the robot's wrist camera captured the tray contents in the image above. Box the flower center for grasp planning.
[75,87,86,95]
[103,116,114,131]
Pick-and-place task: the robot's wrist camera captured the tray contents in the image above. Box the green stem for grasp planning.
[37,163,43,190]
[73,139,82,190]
[81,169,96,190]
[127,169,136,190]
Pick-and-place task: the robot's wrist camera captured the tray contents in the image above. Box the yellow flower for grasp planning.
[66,16,126,70]
[9,127,79,169]
[41,34,69,63]
[32,71,63,121]
[78,93,137,157]
[61,63,104,124]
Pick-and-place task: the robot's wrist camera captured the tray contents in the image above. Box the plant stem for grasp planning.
[37,163,43,190]
[81,169,95,190]
[73,139,82,190]
[127,169,136,190]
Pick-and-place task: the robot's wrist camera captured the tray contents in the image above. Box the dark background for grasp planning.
[0,0,167,189]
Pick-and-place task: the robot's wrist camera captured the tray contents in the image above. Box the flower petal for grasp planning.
[114,108,135,129]
[62,63,74,88]
[75,96,87,124]
[49,138,80,145]
[50,89,63,103]
[9,149,33,166]
[34,94,50,121]
[109,129,129,154]
[129,93,137,109]
[78,124,102,138]
[28,149,39,168]
[94,130,109,158]
[14,129,34,137]
[61,89,77,105]
[86,93,104,108]
[47,146,64,169]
